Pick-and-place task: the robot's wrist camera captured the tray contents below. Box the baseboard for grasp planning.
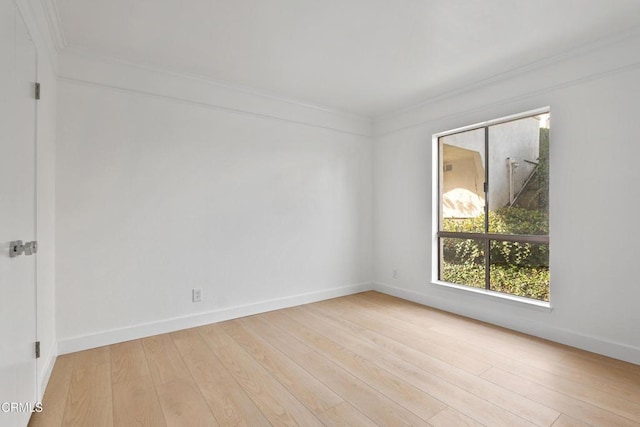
[373,281,640,365]
[37,342,57,401]
[57,282,373,355]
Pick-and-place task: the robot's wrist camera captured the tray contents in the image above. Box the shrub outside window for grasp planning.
[437,110,550,302]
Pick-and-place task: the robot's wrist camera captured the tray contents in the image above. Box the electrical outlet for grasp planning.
[192,288,202,302]
[392,269,398,279]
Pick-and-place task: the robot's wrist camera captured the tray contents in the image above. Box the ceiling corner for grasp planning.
[40,0,66,51]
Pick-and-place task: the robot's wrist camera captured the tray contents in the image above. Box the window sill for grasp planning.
[432,280,552,311]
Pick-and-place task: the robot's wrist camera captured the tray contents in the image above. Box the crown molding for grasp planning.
[40,0,66,51]
[14,0,59,72]
[374,24,640,136]
[57,47,372,136]
[379,24,640,122]
[61,46,369,121]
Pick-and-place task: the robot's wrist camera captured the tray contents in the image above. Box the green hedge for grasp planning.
[441,206,549,301]
[442,263,549,301]
[442,207,549,267]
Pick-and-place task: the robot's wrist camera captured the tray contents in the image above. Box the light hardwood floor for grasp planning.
[29,291,640,426]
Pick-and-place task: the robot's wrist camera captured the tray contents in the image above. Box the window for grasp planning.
[436,109,550,302]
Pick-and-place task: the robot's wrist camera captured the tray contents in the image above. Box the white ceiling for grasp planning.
[55,0,640,117]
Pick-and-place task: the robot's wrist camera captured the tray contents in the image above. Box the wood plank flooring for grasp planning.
[29,291,640,426]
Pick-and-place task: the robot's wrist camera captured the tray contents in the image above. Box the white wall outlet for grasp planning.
[392,269,398,279]
[192,288,202,302]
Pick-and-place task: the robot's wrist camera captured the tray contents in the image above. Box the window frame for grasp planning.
[432,107,550,305]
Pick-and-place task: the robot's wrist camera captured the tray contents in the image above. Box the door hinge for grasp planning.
[483,182,488,193]
[35,82,40,100]
[35,341,40,359]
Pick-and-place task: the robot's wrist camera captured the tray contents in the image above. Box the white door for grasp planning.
[0,1,39,426]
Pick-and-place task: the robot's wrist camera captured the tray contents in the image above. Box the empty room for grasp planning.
[2,0,640,426]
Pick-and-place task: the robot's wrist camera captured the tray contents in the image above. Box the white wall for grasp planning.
[15,0,58,400]
[55,60,373,353]
[373,29,640,364]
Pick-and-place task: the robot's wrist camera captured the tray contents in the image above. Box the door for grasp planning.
[0,1,39,426]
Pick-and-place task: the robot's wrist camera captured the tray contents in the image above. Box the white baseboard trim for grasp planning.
[58,282,373,355]
[37,342,57,401]
[373,281,640,365]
